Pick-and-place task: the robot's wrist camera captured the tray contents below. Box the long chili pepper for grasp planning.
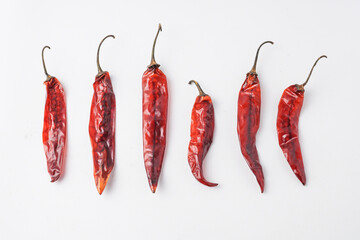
[276,55,327,185]
[42,46,67,182]
[187,80,218,187]
[142,24,168,193]
[89,35,116,195]
[237,41,273,193]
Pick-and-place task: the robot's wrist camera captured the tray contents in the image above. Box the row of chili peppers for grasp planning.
[42,24,326,194]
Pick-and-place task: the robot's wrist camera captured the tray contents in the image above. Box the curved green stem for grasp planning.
[148,24,162,68]
[189,80,207,96]
[42,46,52,81]
[301,55,327,87]
[249,41,274,74]
[97,35,115,74]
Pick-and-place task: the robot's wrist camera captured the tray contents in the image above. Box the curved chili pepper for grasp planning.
[187,80,218,187]
[142,24,168,193]
[237,41,273,193]
[89,35,116,195]
[277,55,327,185]
[42,46,67,182]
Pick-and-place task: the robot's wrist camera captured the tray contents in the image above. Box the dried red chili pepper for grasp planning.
[187,80,218,187]
[142,24,168,193]
[89,35,116,195]
[277,55,327,185]
[42,46,67,182]
[237,41,273,193]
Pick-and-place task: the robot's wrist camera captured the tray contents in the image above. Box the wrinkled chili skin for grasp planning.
[276,84,306,185]
[237,73,264,192]
[43,77,67,182]
[89,72,116,194]
[142,66,168,193]
[188,95,218,187]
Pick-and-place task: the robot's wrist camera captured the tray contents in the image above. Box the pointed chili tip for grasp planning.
[258,178,264,193]
[299,178,306,186]
[97,183,105,195]
[50,175,60,183]
[95,175,109,195]
[249,41,274,74]
[259,182,264,193]
[295,172,306,186]
[251,167,265,193]
[150,184,157,193]
[197,178,218,187]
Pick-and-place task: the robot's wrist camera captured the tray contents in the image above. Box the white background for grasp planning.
[0,0,359,239]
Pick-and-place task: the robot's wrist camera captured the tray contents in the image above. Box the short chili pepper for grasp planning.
[237,41,273,193]
[42,46,67,182]
[276,55,327,185]
[187,80,218,187]
[89,35,116,195]
[142,24,168,193]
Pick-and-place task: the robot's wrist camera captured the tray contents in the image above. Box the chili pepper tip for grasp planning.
[251,167,264,193]
[95,175,110,195]
[150,185,157,193]
[197,178,218,187]
[294,171,306,185]
[50,175,60,183]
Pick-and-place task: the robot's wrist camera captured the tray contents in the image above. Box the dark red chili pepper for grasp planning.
[237,41,273,193]
[42,46,67,182]
[187,80,218,187]
[89,35,116,195]
[277,55,327,185]
[142,24,168,193]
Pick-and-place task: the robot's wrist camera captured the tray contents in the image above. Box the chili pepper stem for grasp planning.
[189,80,207,96]
[249,41,274,74]
[42,46,52,81]
[96,35,115,76]
[300,55,327,88]
[148,23,162,68]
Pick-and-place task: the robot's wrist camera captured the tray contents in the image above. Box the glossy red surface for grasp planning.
[43,77,67,182]
[276,85,306,185]
[89,72,116,194]
[188,94,217,187]
[237,73,264,192]
[142,66,168,193]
